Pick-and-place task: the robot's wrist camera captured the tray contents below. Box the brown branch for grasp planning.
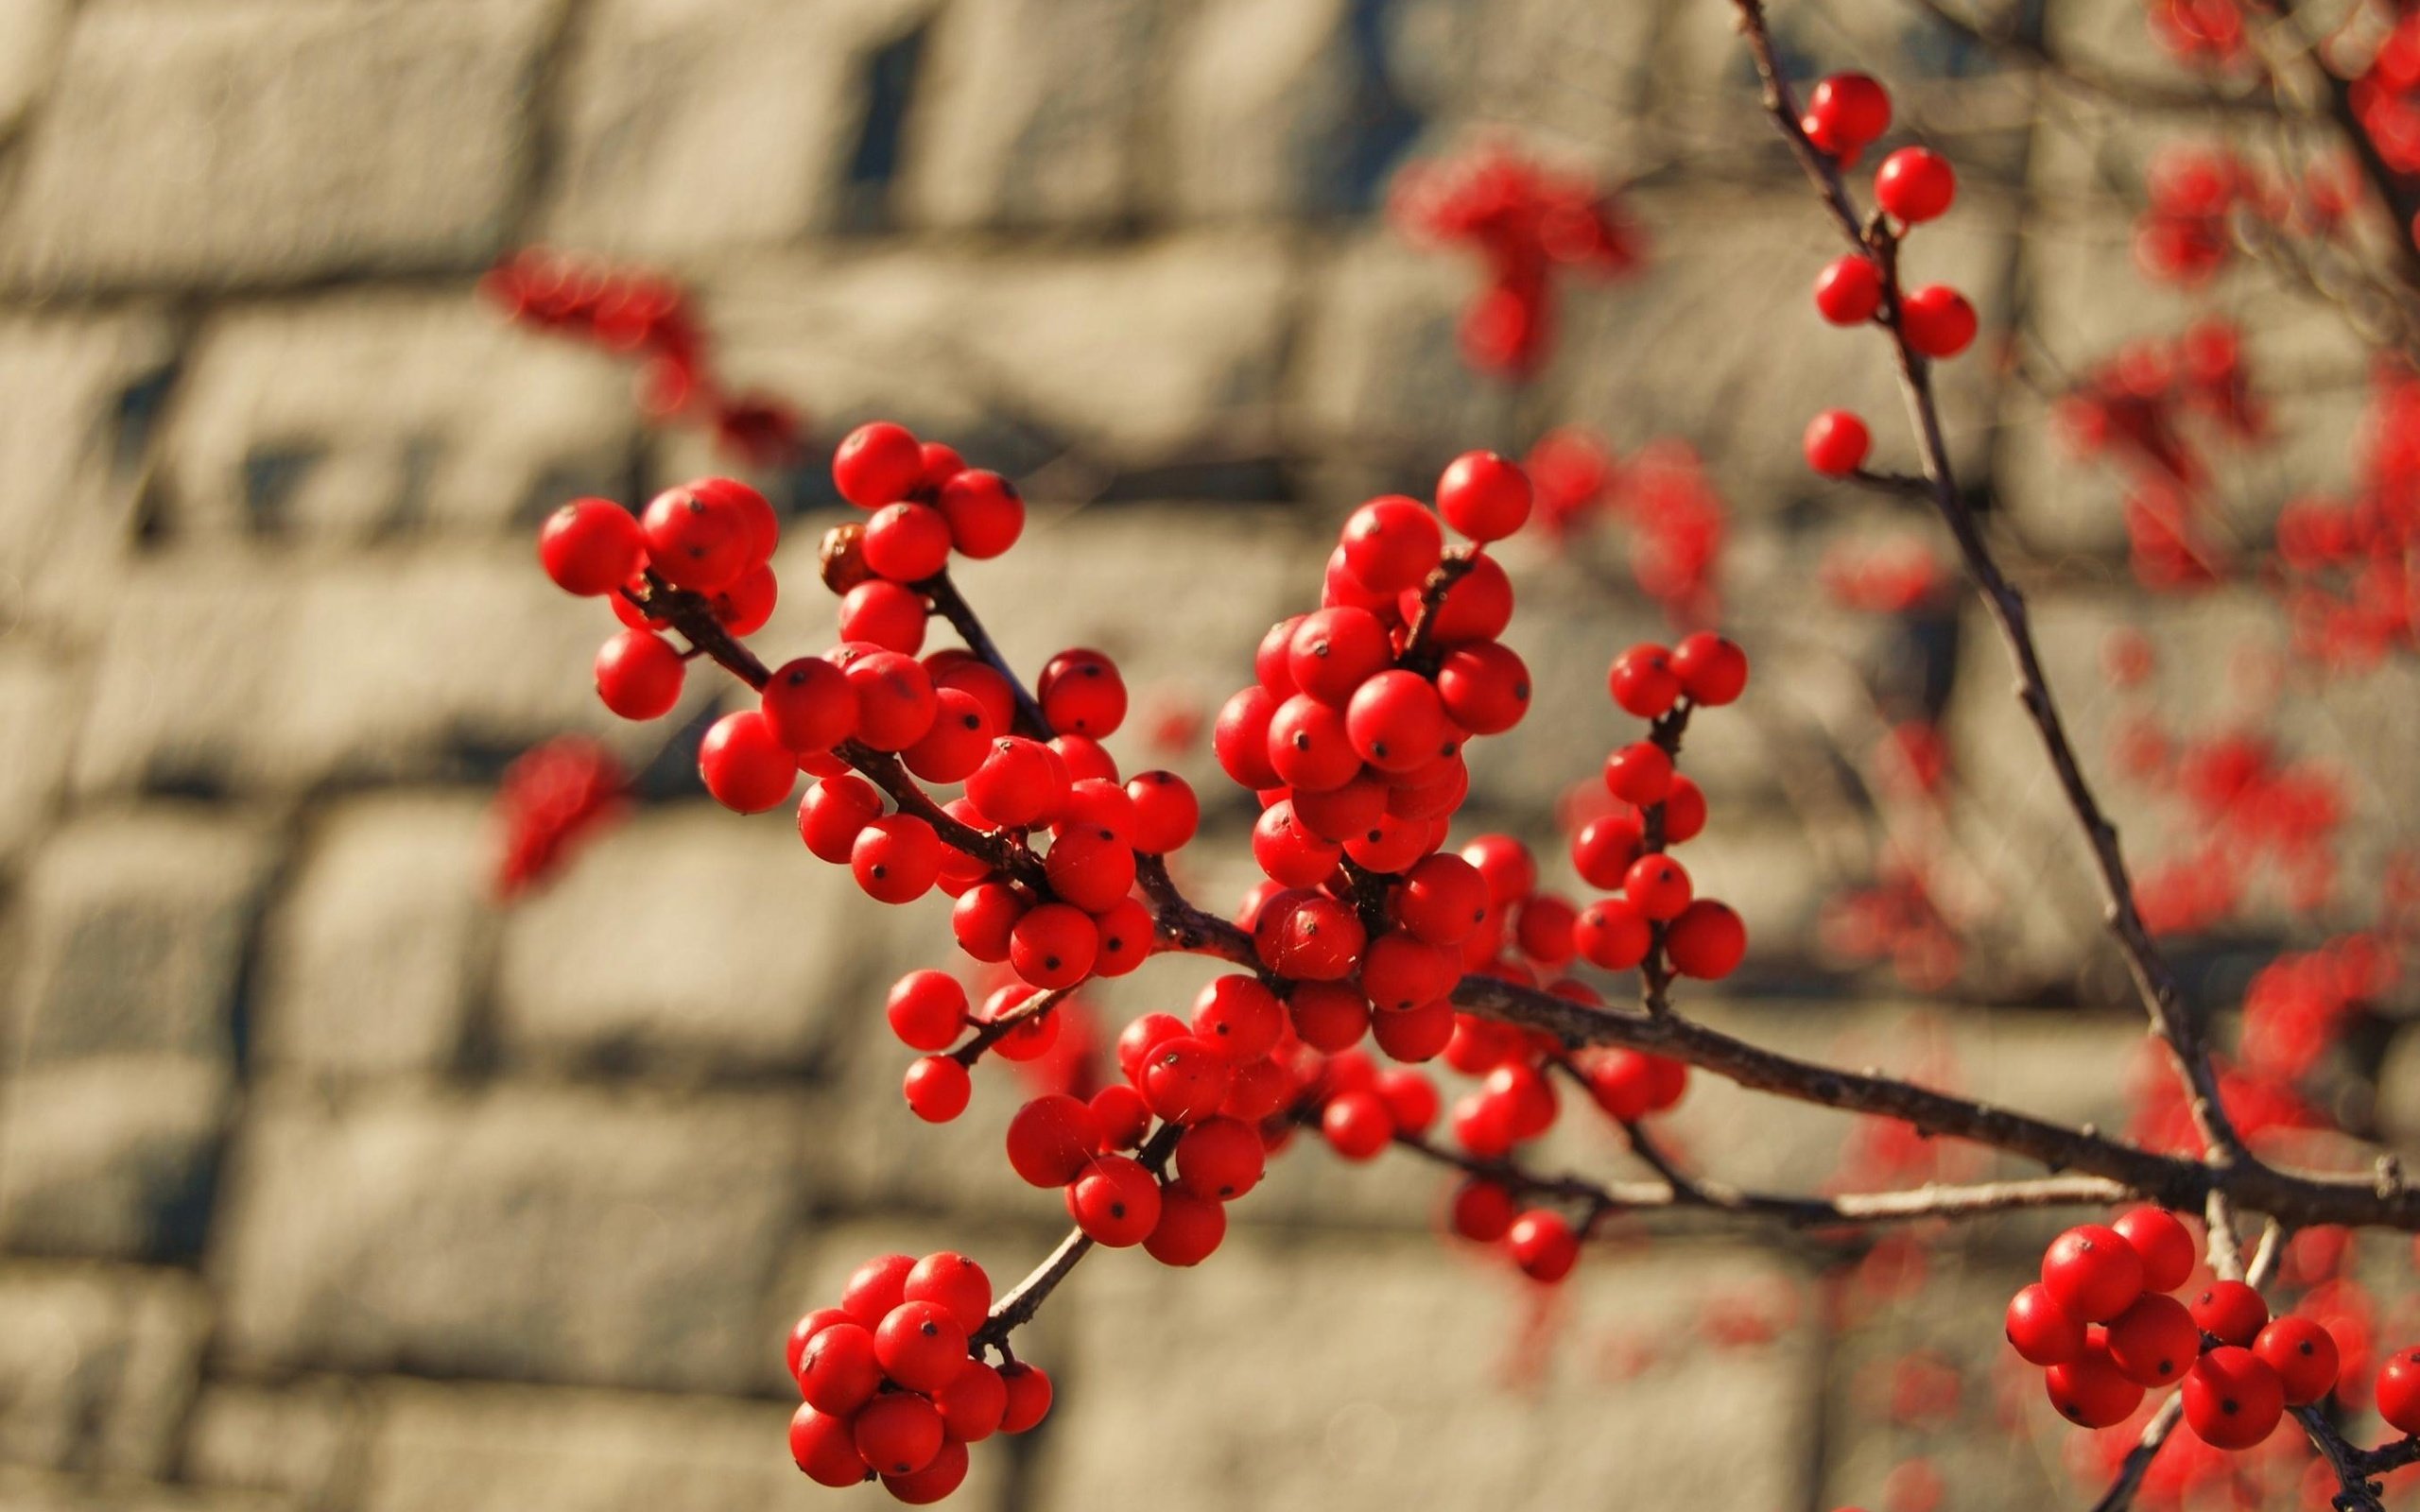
[972,1120,1182,1351]
[1396,549,1478,674]
[1389,1128,2131,1228]
[1730,0,2251,1175]
[950,984,1075,1067]
[922,568,1052,739]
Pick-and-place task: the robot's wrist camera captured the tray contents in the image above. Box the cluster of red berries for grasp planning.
[1390,142,1645,377]
[2132,150,2348,286]
[490,736,628,900]
[2009,1210,2348,1449]
[2276,366,2420,669]
[2353,12,2420,180]
[1818,539,1947,615]
[2057,322,2261,500]
[1795,75,1979,481]
[482,249,803,468]
[2146,0,2249,67]
[785,1251,1049,1503]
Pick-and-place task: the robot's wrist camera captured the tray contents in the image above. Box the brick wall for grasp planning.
[0,1,2413,1509]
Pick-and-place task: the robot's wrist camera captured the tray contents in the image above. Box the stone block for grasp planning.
[257,795,493,1079]
[158,293,634,542]
[0,0,563,291]
[0,1263,209,1479]
[0,1057,231,1261]
[212,1084,804,1394]
[182,1380,367,1512]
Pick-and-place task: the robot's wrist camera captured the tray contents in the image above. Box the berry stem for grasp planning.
[973,1120,1184,1351]
[921,568,1054,740]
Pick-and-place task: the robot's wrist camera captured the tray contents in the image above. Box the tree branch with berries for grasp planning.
[508,3,2420,1502]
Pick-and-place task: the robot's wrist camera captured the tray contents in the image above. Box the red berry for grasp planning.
[2105,1293,2201,1386]
[1141,1036,1233,1124]
[1805,72,1891,152]
[1433,640,1531,735]
[2113,1206,2197,1294]
[1583,1050,1654,1122]
[1253,891,1366,980]
[1451,1180,1516,1242]
[799,775,883,863]
[763,657,857,751]
[2182,1347,2284,1450]
[2043,1225,2145,1322]
[998,1363,1053,1434]
[1803,410,1871,476]
[902,689,994,784]
[709,561,778,636]
[1213,686,1282,790]
[1253,800,1342,888]
[1360,930,1461,1013]
[853,814,942,903]
[902,1056,971,1122]
[1044,825,1136,912]
[874,1298,969,1394]
[845,651,939,752]
[887,971,967,1052]
[2190,1280,2269,1346]
[1875,146,1956,224]
[1370,996,1454,1062]
[1039,648,1128,738]
[1662,776,1707,842]
[1375,1067,1440,1132]
[1669,632,1748,706]
[1507,1210,1578,1282]
[1091,896,1155,978]
[834,421,924,509]
[853,1393,944,1478]
[863,501,953,582]
[700,710,797,813]
[641,484,751,592]
[937,469,1023,558]
[1173,1116,1265,1200]
[1514,894,1576,967]
[1623,854,1692,921]
[1398,553,1513,644]
[1346,670,1453,773]
[1340,494,1445,593]
[1607,644,1681,718]
[2376,1347,2420,1434]
[789,1404,872,1487]
[1392,853,1490,944]
[595,629,685,720]
[934,1358,1007,1443]
[838,579,928,654]
[786,1306,852,1381]
[968,736,1068,828]
[1065,1155,1163,1246]
[691,475,777,562]
[1191,976,1284,1062]
[841,1252,915,1325]
[2254,1317,2340,1405]
[881,1435,968,1504]
[1288,608,1393,706]
[1145,1190,1228,1267]
[1288,980,1371,1052]
[1125,770,1200,854]
[797,1320,881,1415]
[1006,1093,1102,1188]
[1268,696,1363,794]
[1571,814,1644,890]
[1008,902,1097,988]
[539,498,645,595]
[1574,896,1652,971]
[1436,451,1532,541]
[2047,1349,2144,1428]
[2006,1283,2084,1366]
[1665,900,1746,979]
[1322,1090,1393,1160]
[1602,742,1672,805]
[1901,285,1977,359]
[1813,254,1883,325]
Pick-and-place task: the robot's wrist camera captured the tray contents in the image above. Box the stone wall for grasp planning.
[0,1,2413,1509]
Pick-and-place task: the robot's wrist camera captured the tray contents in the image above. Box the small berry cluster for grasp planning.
[481,249,804,467]
[2009,1210,2344,1450]
[489,736,629,900]
[1525,432,1730,626]
[2353,13,2420,180]
[2275,365,2420,668]
[1795,75,1979,481]
[1390,142,1646,376]
[785,1251,1049,1503]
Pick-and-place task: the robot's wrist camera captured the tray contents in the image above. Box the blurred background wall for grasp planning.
[0,0,2414,1509]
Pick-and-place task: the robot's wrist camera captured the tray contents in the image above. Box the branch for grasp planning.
[922,568,1052,739]
[1389,1128,2131,1227]
[972,1120,1182,1352]
[1729,0,2252,1175]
